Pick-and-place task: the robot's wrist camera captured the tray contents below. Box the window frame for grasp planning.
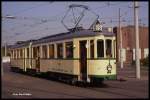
[106,39,112,57]
[49,44,54,58]
[97,39,104,58]
[57,43,63,58]
[65,41,73,59]
[42,45,47,59]
[90,40,94,58]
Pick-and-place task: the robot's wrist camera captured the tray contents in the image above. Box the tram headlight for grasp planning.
[73,45,76,48]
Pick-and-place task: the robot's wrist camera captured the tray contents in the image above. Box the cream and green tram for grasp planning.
[10,29,116,84]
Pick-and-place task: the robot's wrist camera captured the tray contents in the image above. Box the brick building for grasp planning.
[113,25,149,64]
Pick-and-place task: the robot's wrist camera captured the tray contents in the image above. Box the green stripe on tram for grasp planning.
[90,74,117,80]
[11,58,116,60]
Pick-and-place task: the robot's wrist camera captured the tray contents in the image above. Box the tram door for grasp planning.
[79,41,87,81]
[35,47,40,72]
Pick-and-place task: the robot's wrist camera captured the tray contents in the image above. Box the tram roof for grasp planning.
[10,29,115,49]
[33,29,115,44]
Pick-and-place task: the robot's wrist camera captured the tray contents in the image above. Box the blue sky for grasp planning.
[2,1,148,46]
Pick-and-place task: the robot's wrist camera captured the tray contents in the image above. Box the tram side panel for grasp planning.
[31,59,36,69]
[10,59,24,72]
[17,59,24,70]
[10,59,17,68]
[25,58,30,69]
[40,59,56,72]
[40,59,78,77]
[88,59,116,80]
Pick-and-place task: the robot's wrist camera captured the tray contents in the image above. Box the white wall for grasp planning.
[133,48,141,60]
[144,48,149,58]
[119,49,126,62]
[2,56,10,63]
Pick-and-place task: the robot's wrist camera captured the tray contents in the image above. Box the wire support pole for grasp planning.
[119,8,123,69]
[134,1,140,79]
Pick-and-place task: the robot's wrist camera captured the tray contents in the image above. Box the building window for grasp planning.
[66,42,73,58]
[97,39,104,57]
[90,40,94,58]
[42,45,47,58]
[106,40,112,57]
[57,43,63,58]
[49,44,54,58]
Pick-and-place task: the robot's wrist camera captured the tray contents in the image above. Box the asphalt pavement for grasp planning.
[2,62,149,99]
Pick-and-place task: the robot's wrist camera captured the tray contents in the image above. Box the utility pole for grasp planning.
[134,1,140,79]
[119,8,123,69]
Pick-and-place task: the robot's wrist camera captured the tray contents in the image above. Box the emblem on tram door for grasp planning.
[107,64,112,74]
[107,58,112,74]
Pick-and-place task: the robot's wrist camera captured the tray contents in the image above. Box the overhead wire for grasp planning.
[3,2,54,33]
[3,2,148,44]
[3,2,126,33]
[11,2,53,16]
[10,10,66,33]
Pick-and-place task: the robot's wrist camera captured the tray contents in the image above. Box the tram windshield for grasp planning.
[96,39,113,58]
[106,40,112,58]
[97,39,104,57]
[66,42,73,58]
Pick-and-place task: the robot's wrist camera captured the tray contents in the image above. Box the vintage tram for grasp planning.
[9,27,117,84]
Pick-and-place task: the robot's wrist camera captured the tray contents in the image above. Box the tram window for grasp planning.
[66,42,73,58]
[17,50,19,58]
[15,50,17,58]
[97,39,104,57]
[33,47,40,58]
[106,40,112,57]
[33,47,36,58]
[14,50,16,58]
[10,50,13,58]
[20,49,23,58]
[14,50,17,59]
[27,48,29,58]
[90,40,94,58]
[49,44,54,58]
[57,43,63,58]
[12,50,15,58]
[33,47,35,58]
[16,50,18,58]
[42,45,47,58]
